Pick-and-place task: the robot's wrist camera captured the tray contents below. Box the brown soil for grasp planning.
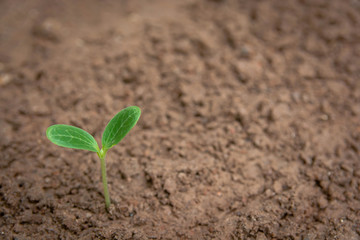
[1,0,360,239]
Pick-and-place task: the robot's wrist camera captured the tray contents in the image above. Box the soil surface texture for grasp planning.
[0,0,360,239]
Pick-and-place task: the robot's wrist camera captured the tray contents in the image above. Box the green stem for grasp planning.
[99,148,111,210]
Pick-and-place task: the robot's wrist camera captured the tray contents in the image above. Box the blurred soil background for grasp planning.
[0,0,359,239]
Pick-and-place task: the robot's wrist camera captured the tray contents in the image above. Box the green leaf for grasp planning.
[102,106,141,149]
[46,124,99,152]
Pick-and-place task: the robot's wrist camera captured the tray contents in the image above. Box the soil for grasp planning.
[0,0,360,239]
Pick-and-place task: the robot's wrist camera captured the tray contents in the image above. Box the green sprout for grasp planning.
[46,106,141,210]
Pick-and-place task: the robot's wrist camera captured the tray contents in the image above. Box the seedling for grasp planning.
[46,106,141,210]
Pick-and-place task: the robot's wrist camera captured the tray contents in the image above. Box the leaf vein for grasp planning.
[50,133,94,147]
[108,111,137,146]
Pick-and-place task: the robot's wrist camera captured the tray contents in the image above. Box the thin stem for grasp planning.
[99,148,111,210]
